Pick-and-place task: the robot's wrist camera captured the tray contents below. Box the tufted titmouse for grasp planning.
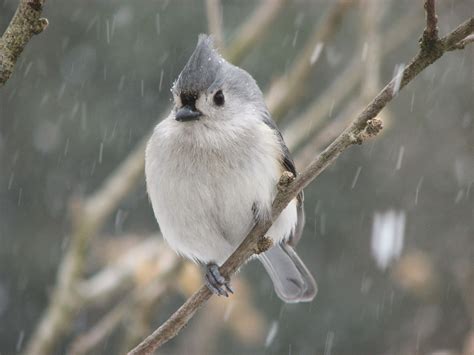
[145,35,317,303]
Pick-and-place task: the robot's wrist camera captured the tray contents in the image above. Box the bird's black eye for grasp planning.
[213,90,225,106]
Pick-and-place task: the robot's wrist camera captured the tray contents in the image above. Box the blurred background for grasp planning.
[1,0,473,354]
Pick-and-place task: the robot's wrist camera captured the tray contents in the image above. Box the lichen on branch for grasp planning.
[0,0,48,86]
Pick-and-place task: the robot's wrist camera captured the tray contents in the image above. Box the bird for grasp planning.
[145,35,317,303]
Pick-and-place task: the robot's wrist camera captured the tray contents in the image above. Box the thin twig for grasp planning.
[0,0,48,86]
[423,0,438,42]
[128,5,474,355]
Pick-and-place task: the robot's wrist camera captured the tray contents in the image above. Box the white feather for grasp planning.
[145,109,297,265]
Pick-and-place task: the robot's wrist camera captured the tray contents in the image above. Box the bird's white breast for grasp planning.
[145,114,297,264]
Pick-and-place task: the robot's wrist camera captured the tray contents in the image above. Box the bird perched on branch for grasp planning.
[145,35,316,303]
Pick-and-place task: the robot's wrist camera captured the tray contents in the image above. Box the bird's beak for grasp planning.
[175,106,202,122]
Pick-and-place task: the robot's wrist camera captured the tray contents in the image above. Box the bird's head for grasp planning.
[171,35,265,124]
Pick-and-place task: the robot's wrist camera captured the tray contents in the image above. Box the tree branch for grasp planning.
[443,19,474,51]
[128,4,474,354]
[0,0,48,86]
[449,33,474,50]
[23,137,149,355]
[423,0,438,42]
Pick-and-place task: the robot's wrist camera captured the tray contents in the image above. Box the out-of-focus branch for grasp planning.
[80,236,179,352]
[295,100,360,169]
[0,0,48,86]
[23,137,149,355]
[128,4,474,354]
[80,138,149,227]
[296,0,386,169]
[294,0,388,168]
[454,261,474,326]
[223,0,288,63]
[205,0,223,49]
[283,10,420,151]
[119,265,181,352]
[70,250,265,354]
[78,237,174,305]
[265,0,355,120]
[69,249,180,355]
[360,0,383,100]
[68,302,128,355]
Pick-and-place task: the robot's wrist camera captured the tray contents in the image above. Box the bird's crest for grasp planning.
[174,35,224,95]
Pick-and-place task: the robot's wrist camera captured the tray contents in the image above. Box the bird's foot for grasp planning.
[205,263,234,297]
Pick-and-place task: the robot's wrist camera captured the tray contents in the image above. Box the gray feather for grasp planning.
[291,195,305,246]
[261,111,305,246]
[259,243,317,303]
[174,35,224,94]
[174,35,265,106]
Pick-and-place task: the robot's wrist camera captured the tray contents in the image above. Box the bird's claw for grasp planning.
[205,263,233,297]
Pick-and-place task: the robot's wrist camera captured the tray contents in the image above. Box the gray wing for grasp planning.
[261,112,305,247]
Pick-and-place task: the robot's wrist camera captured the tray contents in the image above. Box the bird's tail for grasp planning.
[258,243,317,303]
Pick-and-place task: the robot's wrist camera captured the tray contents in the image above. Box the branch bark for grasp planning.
[128,4,474,354]
[423,0,438,42]
[0,0,48,86]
